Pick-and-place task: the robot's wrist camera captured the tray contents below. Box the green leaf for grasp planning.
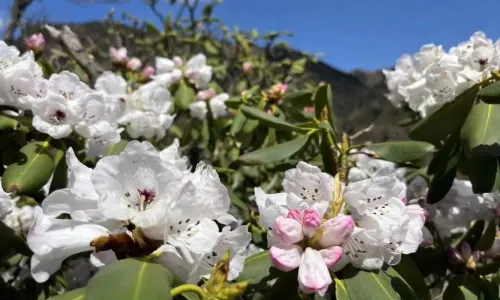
[464,156,498,193]
[230,110,247,136]
[48,288,86,300]
[238,134,310,165]
[443,275,479,300]
[0,221,32,262]
[410,84,479,145]
[461,100,500,156]
[107,140,129,156]
[390,256,431,300]
[366,141,435,164]
[85,258,172,300]
[282,90,313,107]
[426,134,461,204]
[240,105,309,133]
[204,40,219,55]
[477,80,500,103]
[49,147,67,193]
[319,131,337,175]
[291,57,308,75]
[145,22,161,34]
[335,277,350,300]
[313,84,336,131]
[475,220,496,251]
[225,97,242,109]
[236,251,281,284]
[0,115,20,131]
[175,80,196,111]
[2,141,57,194]
[340,265,402,300]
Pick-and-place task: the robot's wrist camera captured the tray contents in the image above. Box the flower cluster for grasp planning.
[26,140,251,283]
[0,185,35,236]
[383,31,500,117]
[254,162,426,295]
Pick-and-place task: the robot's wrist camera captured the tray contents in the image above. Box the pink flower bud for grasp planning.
[319,246,343,268]
[318,215,355,248]
[302,208,321,238]
[242,62,253,74]
[109,47,128,64]
[197,88,217,101]
[142,65,155,80]
[127,57,142,71]
[298,248,332,296]
[401,196,408,205]
[266,109,273,115]
[304,106,315,114]
[280,83,288,94]
[274,216,304,245]
[270,244,302,272]
[287,209,303,222]
[241,89,248,96]
[27,33,45,52]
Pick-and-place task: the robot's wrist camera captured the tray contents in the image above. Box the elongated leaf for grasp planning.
[477,80,500,103]
[461,100,500,156]
[85,258,172,300]
[366,141,435,164]
[443,275,479,300]
[410,84,478,145]
[107,140,129,156]
[49,147,68,193]
[2,141,57,194]
[335,278,350,300]
[475,220,496,251]
[313,84,336,131]
[230,110,247,137]
[427,134,460,204]
[238,134,310,165]
[49,288,86,300]
[0,115,19,131]
[236,250,281,284]
[240,105,309,133]
[390,256,431,300]
[282,90,313,107]
[175,80,196,111]
[341,266,401,300]
[465,156,498,193]
[319,131,336,175]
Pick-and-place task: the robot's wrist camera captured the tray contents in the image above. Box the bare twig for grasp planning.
[349,123,374,140]
[44,25,104,83]
[4,0,34,44]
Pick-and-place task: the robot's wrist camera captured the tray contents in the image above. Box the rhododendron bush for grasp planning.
[1,1,500,299]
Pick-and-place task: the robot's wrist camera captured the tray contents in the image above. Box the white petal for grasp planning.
[269,244,303,272]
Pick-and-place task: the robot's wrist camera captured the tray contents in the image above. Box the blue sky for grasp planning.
[1,0,499,71]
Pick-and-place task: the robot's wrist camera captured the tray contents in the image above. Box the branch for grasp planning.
[3,0,34,44]
[44,24,104,83]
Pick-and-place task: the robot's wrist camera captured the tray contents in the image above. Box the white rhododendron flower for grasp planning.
[0,42,45,109]
[424,179,499,237]
[253,162,425,296]
[27,140,245,283]
[0,178,35,235]
[347,148,406,183]
[384,31,500,117]
[189,89,229,120]
[94,71,129,121]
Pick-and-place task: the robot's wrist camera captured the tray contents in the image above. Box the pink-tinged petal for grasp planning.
[287,209,303,222]
[319,246,343,269]
[269,244,303,272]
[298,248,332,295]
[274,216,304,245]
[401,196,408,205]
[303,208,321,237]
[318,214,355,248]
